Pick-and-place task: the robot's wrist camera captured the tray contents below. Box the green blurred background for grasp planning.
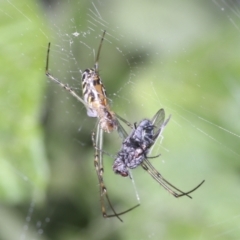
[1,0,240,239]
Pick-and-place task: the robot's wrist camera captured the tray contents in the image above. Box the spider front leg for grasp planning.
[92,125,139,222]
[141,159,205,198]
[92,126,122,221]
[45,42,88,108]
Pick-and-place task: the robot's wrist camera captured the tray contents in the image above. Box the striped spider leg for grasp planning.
[45,31,139,221]
[113,108,205,198]
[92,123,139,222]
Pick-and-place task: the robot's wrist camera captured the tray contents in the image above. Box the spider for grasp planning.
[46,30,117,133]
[45,30,139,222]
[113,108,205,198]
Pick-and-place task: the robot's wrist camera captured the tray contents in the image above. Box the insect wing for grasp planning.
[151,108,165,129]
[152,108,171,141]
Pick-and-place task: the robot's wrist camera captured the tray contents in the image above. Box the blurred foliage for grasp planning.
[1,0,240,240]
[0,0,49,203]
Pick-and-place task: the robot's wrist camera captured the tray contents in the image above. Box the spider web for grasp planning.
[1,0,240,239]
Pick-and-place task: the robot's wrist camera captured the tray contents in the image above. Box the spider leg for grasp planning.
[141,159,204,198]
[92,124,139,222]
[94,30,106,73]
[146,153,161,159]
[92,138,116,159]
[45,42,88,109]
[115,113,134,129]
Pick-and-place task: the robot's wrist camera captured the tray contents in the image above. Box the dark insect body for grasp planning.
[113,109,205,199]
